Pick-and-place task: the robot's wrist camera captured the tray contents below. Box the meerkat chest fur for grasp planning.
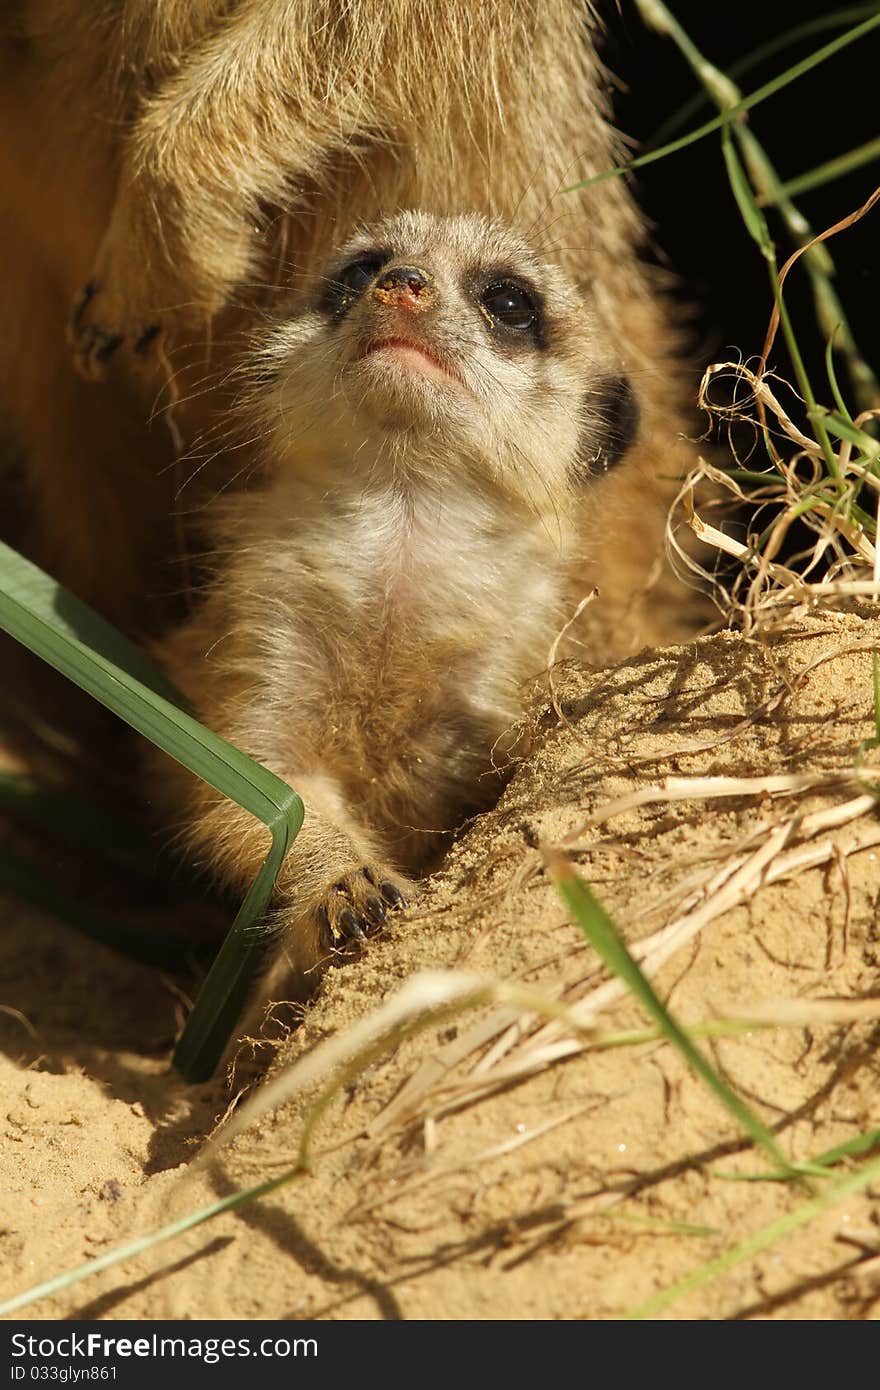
[273,469,564,662]
[239,468,568,745]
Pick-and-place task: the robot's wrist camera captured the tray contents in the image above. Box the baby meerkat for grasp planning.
[150,211,637,980]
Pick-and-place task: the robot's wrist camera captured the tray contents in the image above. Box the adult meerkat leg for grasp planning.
[0,11,176,620]
[70,0,393,379]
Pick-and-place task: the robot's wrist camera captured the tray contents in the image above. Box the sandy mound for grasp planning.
[4,609,880,1320]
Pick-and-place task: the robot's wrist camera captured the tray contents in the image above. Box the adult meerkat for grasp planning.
[0,0,695,655]
[150,211,638,976]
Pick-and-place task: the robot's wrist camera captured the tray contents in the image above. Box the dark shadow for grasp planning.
[729,1252,870,1320]
[207,1167,406,1321]
[66,1237,234,1321]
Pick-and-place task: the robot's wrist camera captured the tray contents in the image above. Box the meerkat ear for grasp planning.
[574,376,639,481]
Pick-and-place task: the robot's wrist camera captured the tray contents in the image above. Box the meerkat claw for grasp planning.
[70,279,99,333]
[134,325,162,355]
[379,881,407,909]
[69,277,164,380]
[316,866,409,952]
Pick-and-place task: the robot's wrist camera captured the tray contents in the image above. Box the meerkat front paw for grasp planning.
[69,275,164,382]
[69,167,255,382]
[315,865,411,954]
[68,191,205,382]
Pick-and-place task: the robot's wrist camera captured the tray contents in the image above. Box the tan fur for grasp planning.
[1,0,697,650]
[150,211,634,978]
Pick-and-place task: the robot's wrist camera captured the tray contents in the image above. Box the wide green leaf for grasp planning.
[0,541,304,1080]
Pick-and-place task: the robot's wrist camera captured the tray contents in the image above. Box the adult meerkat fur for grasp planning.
[150,211,639,980]
[1,0,697,653]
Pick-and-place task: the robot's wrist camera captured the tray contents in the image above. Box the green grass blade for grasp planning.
[648,7,880,148]
[0,542,304,1080]
[2,1016,877,1317]
[562,12,880,194]
[547,854,792,1174]
[0,543,297,821]
[776,137,880,201]
[809,410,880,458]
[628,1150,880,1319]
[813,1125,880,1168]
[171,838,289,1079]
[714,1124,880,1182]
[631,0,879,410]
[721,125,774,257]
[825,335,856,425]
[718,128,839,471]
[760,267,840,477]
[0,1156,716,1317]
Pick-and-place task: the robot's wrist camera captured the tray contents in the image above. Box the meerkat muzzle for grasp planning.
[373,266,436,313]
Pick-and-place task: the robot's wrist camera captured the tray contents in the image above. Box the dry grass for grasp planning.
[669,186,880,635]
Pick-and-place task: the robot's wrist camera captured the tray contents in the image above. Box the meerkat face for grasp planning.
[251,211,637,511]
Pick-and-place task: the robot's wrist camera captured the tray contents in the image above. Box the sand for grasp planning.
[3,609,880,1320]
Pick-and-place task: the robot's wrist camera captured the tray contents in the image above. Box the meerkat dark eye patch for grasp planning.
[318,249,391,319]
[572,376,639,482]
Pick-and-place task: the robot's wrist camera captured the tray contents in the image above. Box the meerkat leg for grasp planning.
[70,0,387,379]
[168,765,413,983]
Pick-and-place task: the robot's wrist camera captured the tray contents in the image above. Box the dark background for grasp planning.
[601,1,879,398]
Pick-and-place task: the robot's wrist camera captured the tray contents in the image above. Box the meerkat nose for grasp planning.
[373,266,435,313]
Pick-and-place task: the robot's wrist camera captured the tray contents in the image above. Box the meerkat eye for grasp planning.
[319,250,390,317]
[337,253,387,294]
[480,280,538,332]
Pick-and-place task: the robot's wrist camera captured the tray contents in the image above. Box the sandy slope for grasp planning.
[3,610,880,1320]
